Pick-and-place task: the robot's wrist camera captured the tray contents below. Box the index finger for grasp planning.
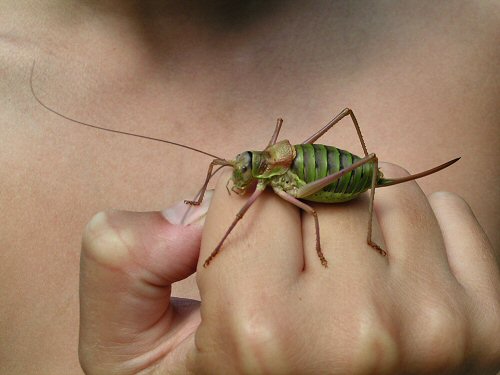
[197,170,304,298]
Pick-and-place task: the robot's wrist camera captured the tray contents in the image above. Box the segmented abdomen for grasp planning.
[291,144,375,201]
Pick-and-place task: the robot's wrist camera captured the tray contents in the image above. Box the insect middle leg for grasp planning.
[302,108,368,156]
[272,188,327,267]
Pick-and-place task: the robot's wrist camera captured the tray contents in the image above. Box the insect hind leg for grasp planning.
[366,155,386,256]
[266,118,284,147]
[293,153,387,258]
[302,108,369,157]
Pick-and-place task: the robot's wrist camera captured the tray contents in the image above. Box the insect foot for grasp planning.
[184,200,200,206]
[369,241,387,257]
[319,252,328,268]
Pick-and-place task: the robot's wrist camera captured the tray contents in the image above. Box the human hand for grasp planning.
[79,164,500,374]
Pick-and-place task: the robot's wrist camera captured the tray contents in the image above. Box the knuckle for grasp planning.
[350,311,400,375]
[82,210,131,267]
[413,301,468,369]
[231,313,287,373]
[195,309,293,374]
[379,162,411,178]
[428,191,471,211]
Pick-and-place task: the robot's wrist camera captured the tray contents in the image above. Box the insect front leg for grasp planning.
[272,188,327,267]
[302,108,369,157]
[185,158,231,206]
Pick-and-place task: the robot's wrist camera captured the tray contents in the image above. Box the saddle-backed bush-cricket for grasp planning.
[30,62,459,269]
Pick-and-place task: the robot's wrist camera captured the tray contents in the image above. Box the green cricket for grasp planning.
[185,111,459,267]
[30,62,459,269]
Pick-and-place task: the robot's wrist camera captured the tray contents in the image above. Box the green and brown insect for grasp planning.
[30,62,459,269]
[184,112,459,267]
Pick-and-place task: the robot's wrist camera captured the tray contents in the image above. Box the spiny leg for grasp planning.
[185,158,231,206]
[366,155,386,256]
[203,184,266,267]
[273,188,327,267]
[181,165,227,225]
[266,118,284,148]
[292,153,386,257]
[302,108,368,156]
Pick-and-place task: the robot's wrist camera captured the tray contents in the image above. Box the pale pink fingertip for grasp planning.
[162,190,213,226]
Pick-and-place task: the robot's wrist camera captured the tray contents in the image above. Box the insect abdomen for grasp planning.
[291,144,376,202]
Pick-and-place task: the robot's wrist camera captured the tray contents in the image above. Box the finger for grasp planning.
[79,210,201,372]
[163,189,213,226]
[197,170,303,296]
[374,163,449,271]
[429,192,500,298]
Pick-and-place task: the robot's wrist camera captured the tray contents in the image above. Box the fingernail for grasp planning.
[162,190,213,226]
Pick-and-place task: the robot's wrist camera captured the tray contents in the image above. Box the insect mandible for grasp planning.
[30,62,459,269]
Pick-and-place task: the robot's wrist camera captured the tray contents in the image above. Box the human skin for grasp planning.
[0,1,499,373]
[79,167,500,374]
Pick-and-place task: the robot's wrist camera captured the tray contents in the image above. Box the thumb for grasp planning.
[79,208,203,373]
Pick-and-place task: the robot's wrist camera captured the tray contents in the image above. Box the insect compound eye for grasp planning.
[239,152,252,169]
[236,151,253,181]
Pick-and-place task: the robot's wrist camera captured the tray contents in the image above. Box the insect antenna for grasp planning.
[29,61,222,160]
